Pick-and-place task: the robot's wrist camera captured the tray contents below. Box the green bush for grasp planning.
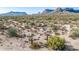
[7,27,18,37]
[70,28,79,38]
[47,36,65,50]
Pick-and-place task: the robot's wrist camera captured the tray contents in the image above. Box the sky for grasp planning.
[0,7,79,14]
[0,7,53,14]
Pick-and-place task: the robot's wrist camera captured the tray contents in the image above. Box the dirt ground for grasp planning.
[0,24,79,51]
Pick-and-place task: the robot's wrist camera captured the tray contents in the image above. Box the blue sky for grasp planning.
[0,7,79,14]
[0,7,53,14]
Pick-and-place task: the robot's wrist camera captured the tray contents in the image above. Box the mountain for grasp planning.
[0,11,27,16]
[42,9,54,13]
[63,8,79,13]
[42,8,79,14]
[54,7,63,12]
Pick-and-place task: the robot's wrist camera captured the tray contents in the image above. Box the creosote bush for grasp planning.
[7,27,18,37]
[47,35,65,50]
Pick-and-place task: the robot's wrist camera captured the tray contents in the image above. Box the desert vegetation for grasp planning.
[70,28,79,37]
[47,36,65,50]
[0,12,79,50]
[7,27,18,37]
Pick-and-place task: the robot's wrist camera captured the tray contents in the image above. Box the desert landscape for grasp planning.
[0,7,79,51]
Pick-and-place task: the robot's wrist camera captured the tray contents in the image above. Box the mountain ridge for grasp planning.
[42,7,79,13]
[1,8,79,16]
[0,11,27,16]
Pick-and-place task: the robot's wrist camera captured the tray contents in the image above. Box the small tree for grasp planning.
[47,35,65,50]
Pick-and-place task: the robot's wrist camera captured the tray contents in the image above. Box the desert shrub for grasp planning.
[30,42,40,49]
[7,27,18,37]
[55,32,60,35]
[46,17,52,20]
[70,28,79,38]
[52,25,60,32]
[0,21,5,30]
[47,36,65,50]
[17,33,26,38]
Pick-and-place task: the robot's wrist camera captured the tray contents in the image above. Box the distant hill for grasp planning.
[1,8,79,16]
[54,7,63,12]
[63,8,79,13]
[42,8,79,13]
[0,11,27,16]
[42,9,54,13]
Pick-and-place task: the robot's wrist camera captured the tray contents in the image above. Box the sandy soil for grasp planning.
[0,20,79,51]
